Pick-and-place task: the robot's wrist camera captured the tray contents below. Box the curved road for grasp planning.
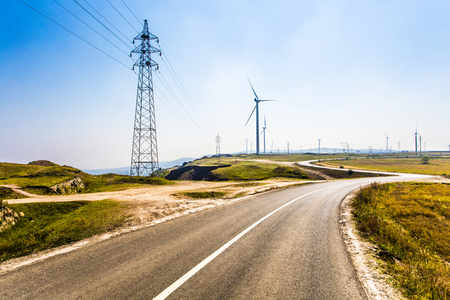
[0,174,429,299]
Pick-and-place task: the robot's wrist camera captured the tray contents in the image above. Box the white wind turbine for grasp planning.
[245,78,275,155]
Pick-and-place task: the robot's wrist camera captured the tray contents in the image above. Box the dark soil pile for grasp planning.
[166,165,231,181]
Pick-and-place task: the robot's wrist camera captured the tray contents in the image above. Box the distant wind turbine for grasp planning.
[318,137,323,156]
[385,132,389,153]
[245,78,276,155]
[260,115,270,153]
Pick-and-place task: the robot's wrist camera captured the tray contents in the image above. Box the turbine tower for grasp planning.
[261,115,267,153]
[385,132,389,153]
[318,137,323,156]
[245,78,275,155]
[130,20,161,176]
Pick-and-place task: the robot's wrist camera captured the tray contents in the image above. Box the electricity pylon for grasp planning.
[130,20,161,177]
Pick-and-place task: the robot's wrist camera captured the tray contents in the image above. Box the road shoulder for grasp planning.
[340,189,405,300]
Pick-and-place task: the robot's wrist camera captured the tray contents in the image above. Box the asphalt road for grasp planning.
[0,174,428,299]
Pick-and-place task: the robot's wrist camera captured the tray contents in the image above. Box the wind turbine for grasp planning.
[318,137,323,156]
[385,132,389,153]
[245,78,275,155]
[261,115,269,153]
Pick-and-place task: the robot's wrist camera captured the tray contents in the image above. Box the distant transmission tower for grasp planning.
[216,134,221,156]
[130,20,161,177]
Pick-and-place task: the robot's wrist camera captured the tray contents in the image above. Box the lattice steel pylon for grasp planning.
[130,20,161,177]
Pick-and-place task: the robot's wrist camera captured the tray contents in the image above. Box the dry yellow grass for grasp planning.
[353,182,450,299]
[326,157,450,176]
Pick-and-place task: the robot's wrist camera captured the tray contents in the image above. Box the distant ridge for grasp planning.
[83,157,194,175]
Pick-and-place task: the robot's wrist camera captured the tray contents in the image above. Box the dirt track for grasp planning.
[6,179,314,226]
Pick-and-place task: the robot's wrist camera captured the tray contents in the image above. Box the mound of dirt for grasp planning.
[28,160,55,167]
[166,165,231,181]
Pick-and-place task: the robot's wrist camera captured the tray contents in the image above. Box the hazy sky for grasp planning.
[2,0,450,169]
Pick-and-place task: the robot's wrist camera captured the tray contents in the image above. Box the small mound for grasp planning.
[28,160,55,167]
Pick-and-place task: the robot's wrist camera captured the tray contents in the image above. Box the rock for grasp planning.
[50,177,85,194]
[0,206,20,233]
[19,212,25,217]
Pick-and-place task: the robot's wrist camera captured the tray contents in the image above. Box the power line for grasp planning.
[106,0,139,33]
[120,0,142,26]
[154,91,205,138]
[52,0,130,57]
[124,0,143,22]
[18,0,131,70]
[82,0,132,45]
[159,46,205,128]
[155,71,208,137]
[74,0,132,50]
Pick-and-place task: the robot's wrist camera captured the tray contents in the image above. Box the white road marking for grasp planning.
[153,185,336,300]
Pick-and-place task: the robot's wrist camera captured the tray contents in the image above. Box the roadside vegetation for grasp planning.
[180,191,227,199]
[353,182,450,299]
[0,200,129,262]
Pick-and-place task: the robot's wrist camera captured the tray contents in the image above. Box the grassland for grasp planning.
[323,155,450,176]
[0,200,128,262]
[0,162,173,196]
[353,182,450,299]
[210,161,309,181]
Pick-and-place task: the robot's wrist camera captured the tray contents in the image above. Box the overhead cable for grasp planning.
[82,0,132,45]
[74,0,132,50]
[18,0,131,70]
[159,47,206,128]
[120,0,142,26]
[124,0,143,22]
[53,0,130,57]
[155,71,208,137]
[106,0,139,33]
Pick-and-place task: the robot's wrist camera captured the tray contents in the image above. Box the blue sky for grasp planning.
[1,0,450,169]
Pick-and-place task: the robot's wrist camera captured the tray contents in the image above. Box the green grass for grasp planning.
[180,191,227,199]
[0,187,27,200]
[325,156,450,176]
[0,200,128,262]
[211,162,309,181]
[81,173,173,193]
[353,182,450,299]
[0,162,82,189]
[0,162,174,195]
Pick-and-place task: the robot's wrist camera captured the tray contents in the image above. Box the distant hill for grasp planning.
[83,157,195,175]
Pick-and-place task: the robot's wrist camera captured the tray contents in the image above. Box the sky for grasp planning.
[1,0,450,169]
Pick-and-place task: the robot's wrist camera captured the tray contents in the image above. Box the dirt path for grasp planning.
[0,185,37,198]
[6,179,313,226]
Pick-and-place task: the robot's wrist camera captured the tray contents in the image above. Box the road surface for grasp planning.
[0,174,429,299]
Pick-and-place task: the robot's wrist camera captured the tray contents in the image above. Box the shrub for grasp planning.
[421,156,430,164]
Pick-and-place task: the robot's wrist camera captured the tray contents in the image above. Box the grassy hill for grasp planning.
[0,160,172,196]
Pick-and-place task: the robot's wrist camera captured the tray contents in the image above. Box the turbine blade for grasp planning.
[247,77,259,99]
[258,99,277,102]
[264,115,266,127]
[245,105,257,126]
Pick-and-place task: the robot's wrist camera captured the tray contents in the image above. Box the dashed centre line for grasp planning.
[153,185,337,300]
